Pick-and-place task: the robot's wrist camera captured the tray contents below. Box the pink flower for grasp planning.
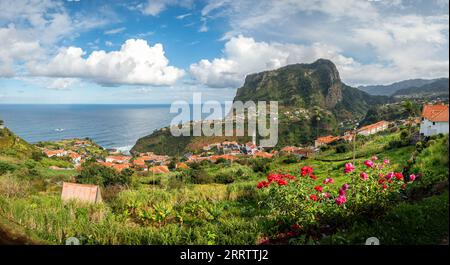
[335,195,347,205]
[342,183,350,191]
[339,189,346,196]
[323,178,334,184]
[385,172,395,180]
[364,160,374,168]
[360,172,369,181]
[314,185,324,192]
[322,192,331,198]
[409,174,416,182]
[383,159,390,164]
[309,194,318,201]
[372,155,378,161]
[310,174,318,180]
[344,163,355,174]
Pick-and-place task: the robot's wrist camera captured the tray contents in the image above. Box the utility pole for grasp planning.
[352,123,359,165]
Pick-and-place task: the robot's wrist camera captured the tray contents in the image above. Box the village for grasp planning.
[36,103,448,201]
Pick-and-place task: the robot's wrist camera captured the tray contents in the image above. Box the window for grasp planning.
[433,122,436,125]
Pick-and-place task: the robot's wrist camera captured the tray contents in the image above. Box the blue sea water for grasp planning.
[0,104,202,151]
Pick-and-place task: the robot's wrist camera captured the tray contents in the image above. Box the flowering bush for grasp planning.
[257,157,417,241]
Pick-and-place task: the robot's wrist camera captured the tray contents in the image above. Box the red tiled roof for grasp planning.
[253,151,274,159]
[422,104,449,122]
[61,182,101,203]
[357,121,389,132]
[106,155,131,161]
[315,135,340,144]
[148,165,170,174]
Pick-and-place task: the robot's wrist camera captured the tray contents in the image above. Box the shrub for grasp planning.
[189,169,214,184]
[250,158,271,173]
[31,151,44,161]
[256,157,415,242]
[281,154,300,164]
[335,143,351,154]
[0,161,17,175]
[214,173,236,184]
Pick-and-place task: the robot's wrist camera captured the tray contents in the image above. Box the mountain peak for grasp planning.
[235,59,343,107]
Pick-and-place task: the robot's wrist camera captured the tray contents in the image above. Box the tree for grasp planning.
[77,162,131,186]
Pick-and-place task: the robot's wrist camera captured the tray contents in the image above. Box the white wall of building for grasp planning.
[420,119,449,136]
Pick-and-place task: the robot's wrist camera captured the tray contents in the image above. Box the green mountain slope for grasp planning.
[392,78,449,98]
[0,127,37,158]
[359,78,447,96]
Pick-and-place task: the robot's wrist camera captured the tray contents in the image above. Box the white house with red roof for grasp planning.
[357,121,389,136]
[420,104,449,136]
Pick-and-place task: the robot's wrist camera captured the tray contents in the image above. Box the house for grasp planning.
[99,161,130,172]
[112,163,131,172]
[357,121,389,136]
[148,165,170,174]
[176,162,189,170]
[44,149,67,157]
[105,155,131,164]
[314,136,340,148]
[281,146,299,153]
[253,151,274,159]
[61,182,102,203]
[341,134,355,142]
[209,154,238,162]
[420,104,449,136]
[67,151,82,165]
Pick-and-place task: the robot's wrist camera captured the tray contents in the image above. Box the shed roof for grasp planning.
[61,182,102,203]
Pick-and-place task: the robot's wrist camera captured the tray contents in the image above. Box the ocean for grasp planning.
[0,104,225,152]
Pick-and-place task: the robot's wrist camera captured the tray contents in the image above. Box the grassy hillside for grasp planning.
[0,128,37,158]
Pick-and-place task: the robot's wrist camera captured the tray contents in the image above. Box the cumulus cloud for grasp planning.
[0,0,109,77]
[192,0,449,87]
[189,35,352,88]
[0,25,42,76]
[28,39,185,86]
[190,32,449,88]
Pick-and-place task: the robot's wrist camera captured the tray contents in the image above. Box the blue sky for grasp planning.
[0,0,449,104]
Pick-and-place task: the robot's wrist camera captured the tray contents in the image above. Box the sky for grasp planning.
[0,0,449,104]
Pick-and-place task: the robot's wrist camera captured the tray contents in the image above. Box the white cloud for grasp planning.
[0,25,42,76]
[104,27,126,35]
[105,41,113,47]
[28,39,185,86]
[190,33,449,88]
[190,35,348,88]
[176,13,192,19]
[194,0,449,86]
[142,0,193,16]
[0,0,109,77]
[46,78,77,90]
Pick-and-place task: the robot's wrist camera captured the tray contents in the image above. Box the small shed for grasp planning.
[61,182,102,203]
